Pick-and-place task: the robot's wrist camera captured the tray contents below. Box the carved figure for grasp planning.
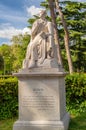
[23,10,56,69]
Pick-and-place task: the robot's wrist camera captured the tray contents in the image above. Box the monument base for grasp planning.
[13,69,70,130]
[13,113,70,130]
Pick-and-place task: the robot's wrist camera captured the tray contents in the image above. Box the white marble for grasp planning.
[13,9,69,130]
[13,72,70,130]
[23,10,59,69]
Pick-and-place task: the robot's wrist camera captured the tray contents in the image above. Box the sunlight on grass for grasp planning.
[0,118,17,130]
[69,112,86,130]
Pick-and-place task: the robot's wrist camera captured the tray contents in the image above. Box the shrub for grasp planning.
[65,73,86,115]
[0,75,15,79]
[0,77,18,120]
[0,73,86,119]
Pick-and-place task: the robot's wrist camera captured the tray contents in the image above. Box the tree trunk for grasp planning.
[55,0,74,73]
[48,0,63,67]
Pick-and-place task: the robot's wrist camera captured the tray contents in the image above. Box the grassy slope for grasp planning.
[0,112,86,130]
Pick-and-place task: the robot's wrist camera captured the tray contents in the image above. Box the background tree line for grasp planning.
[0,34,30,74]
[0,0,86,74]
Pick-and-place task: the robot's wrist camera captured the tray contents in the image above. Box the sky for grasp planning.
[0,0,86,45]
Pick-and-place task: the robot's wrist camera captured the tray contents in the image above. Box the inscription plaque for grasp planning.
[22,95,55,111]
[21,87,57,114]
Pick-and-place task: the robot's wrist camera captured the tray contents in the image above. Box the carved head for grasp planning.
[39,10,46,18]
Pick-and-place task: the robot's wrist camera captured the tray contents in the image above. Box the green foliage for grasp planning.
[60,1,86,72]
[0,1,86,73]
[11,34,30,72]
[0,77,18,120]
[0,73,86,119]
[0,75,15,79]
[40,0,86,72]
[65,73,86,115]
[0,44,12,74]
[0,34,30,73]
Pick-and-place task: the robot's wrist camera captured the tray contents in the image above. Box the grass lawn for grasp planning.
[0,117,17,130]
[0,112,86,130]
[69,112,86,130]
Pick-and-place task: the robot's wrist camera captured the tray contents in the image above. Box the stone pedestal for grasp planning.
[13,68,70,130]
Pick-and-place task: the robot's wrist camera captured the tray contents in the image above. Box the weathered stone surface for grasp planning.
[13,9,69,130]
[13,112,70,130]
[13,71,70,130]
[23,10,59,69]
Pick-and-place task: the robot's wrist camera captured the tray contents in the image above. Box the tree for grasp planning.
[41,0,73,73]
[41,0,86,72]
[11,34,30,72]
[55,0,73,73]
[48,0,63,67]
[61,1,86,72]
[0,44,12,74]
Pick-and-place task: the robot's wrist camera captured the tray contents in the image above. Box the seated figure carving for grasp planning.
[23,10,57,69]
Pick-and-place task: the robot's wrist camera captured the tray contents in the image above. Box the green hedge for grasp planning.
[0,73,86,119]
[0,75,15,79]
[0,77,18,120]
[66,73,86,115]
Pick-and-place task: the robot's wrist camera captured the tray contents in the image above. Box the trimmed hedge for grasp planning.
[66,73,86,115]
[0,73,86,119]
[0,77,18,120]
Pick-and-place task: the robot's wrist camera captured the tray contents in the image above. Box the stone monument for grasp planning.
[13,10,70,130]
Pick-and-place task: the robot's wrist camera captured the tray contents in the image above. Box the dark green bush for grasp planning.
[0,77,18,120]
[65,73,86,115]
[0,73,86,119]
